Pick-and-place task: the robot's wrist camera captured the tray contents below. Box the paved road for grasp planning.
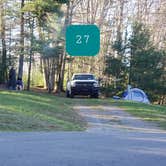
[0,105,166,166]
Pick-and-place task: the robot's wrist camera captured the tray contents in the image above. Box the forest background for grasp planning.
[0,0,165,104]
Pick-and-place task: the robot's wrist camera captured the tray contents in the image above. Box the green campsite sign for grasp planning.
[66,25,100,56]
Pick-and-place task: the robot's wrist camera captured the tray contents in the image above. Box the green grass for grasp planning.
[0,90,86,131]
[0,90,166,131]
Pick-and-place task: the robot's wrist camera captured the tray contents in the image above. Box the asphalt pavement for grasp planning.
[0,105,166,166]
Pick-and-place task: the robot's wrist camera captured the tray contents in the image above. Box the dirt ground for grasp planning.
[74,105,165,133]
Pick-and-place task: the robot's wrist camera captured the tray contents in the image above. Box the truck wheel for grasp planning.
[91,93,99,98]
[66,90,70,98]
[95,94,99,98]
[70,91,74,98]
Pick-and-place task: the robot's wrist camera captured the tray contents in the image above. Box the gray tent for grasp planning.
[122,88,150,104]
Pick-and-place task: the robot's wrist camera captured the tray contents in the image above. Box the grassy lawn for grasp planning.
[0,90,166,131]
[0,90,86,131]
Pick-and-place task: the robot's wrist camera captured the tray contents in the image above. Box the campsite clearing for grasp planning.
[0,90,166,131]
[76,98,166,129]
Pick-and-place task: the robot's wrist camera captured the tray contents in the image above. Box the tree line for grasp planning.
[0,0,165,104]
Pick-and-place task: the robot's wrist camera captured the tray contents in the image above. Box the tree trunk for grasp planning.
[18,0,25,79]
[42,57,57,93]
[0,0,7,83]
[27,17,34,91]
[117,0,124,43]
[57,1,71,92]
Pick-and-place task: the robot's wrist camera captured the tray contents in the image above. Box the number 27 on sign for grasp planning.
[76,35,89,44]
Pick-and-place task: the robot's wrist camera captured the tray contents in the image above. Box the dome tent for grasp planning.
[122,88,150,104]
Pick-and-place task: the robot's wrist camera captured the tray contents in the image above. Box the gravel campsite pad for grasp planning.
[74,105,164,133]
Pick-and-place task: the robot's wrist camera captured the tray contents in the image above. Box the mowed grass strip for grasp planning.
[0,91,86,131]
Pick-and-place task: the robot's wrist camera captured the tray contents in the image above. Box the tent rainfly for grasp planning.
[122,88,150,104]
